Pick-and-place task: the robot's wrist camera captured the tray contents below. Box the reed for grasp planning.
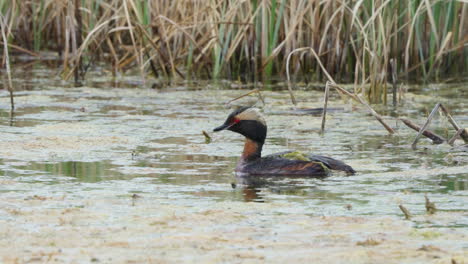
[0,0,467,103]
[0,10,14,111]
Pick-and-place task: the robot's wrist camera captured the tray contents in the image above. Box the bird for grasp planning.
[213,107,355,176]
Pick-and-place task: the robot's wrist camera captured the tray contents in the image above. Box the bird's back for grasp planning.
[236,151,355,176]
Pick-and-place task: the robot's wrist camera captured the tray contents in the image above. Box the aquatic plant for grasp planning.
[0,0,467,103]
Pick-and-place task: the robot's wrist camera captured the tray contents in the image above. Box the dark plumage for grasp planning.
[213,107,355,176]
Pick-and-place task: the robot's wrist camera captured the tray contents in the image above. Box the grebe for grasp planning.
[213,107,355,176]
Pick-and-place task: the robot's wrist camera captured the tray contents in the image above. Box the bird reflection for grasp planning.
[232,174,326,202]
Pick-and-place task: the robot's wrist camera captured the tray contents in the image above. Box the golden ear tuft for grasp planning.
[235,108,266,126]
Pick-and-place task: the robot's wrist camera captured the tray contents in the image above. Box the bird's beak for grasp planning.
[213,122,233,132]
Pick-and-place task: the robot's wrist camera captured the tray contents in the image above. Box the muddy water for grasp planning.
[0,65,467,263]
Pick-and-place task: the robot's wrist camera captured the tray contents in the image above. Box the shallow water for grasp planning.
[0,63,467,263]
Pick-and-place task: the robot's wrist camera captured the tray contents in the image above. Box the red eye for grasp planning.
[232,118,240,124]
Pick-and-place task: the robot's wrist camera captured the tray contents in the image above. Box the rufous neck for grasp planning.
[241,138,263,161]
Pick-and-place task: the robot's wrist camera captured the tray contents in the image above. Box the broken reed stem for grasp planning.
[320,81,331,133]
[403,103,466,147]
[256,87,266,106]
[355,95,396,134]
[400,118,445,144]
[0,15,14,111]
[412,103,441,149]
[0,42,39,57]
[448,128,465,146]
[285,51,298,106]
[286,47,337,106]
[136,23,185,79]
[425,195,436,215]
[202,130,212,144]
[225,89,262,106]
[8,82,13,111]
[74,0,83,84]
[329,83,395,134]
[390,58,397,107]
[439,104,468,143]
[399,204,412,220]
[123,0,145,84]
[286,47,394,135]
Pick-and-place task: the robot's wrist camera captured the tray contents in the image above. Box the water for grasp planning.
[0,63,467,263]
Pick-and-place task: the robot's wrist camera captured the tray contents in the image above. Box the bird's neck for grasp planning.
[241,138,263,162]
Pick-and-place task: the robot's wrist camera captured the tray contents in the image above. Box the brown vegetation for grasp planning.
[0,0,467,102]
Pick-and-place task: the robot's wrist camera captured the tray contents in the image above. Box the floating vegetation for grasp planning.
[356,238,382,246]
[425,195,437,215]
[0,69,466,263]
[202,130,212,144]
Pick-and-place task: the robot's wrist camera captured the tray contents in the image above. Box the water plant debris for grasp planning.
[399,204,412,220]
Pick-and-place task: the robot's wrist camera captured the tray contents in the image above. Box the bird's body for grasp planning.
[213,107,355,177]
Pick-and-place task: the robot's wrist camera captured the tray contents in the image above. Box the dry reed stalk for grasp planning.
[74,0,83,84]
[390,58,397,107]
[123,0,145,82]
[412,103,441,149]
[439,104,468,143]
[225,89,262,106]
[286,46,395,134]
[448,128,465,146]
[0,14,14,111]
[64,18,113,80]
[400,118,445,144]
[425,195,436,215]
[0,42,39,56]
[399,204,412,220]
[330,83,396,134]
[202,130,212,144]
[398,204,411,220]
[320,81,331,133]
[2,0,466,92]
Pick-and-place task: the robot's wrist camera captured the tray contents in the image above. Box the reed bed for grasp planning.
[0,0,467,102]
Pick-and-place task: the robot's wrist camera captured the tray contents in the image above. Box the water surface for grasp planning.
[0,63,467,263]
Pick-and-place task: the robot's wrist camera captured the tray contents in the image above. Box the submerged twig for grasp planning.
[425,195,437,215]
[131,193,141,206]
[412,103,441,149]
[9,111,14,126]
[399,204,412,220]
[320,81,331,133]
[400,118,445,144]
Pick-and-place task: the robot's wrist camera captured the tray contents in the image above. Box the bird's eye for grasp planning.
[231,118,240,124]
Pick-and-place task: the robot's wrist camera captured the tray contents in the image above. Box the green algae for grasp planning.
[410,229,443,239]
[281,151,310,161]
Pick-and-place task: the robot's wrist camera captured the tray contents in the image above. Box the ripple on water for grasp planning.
[1,80,467,219]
